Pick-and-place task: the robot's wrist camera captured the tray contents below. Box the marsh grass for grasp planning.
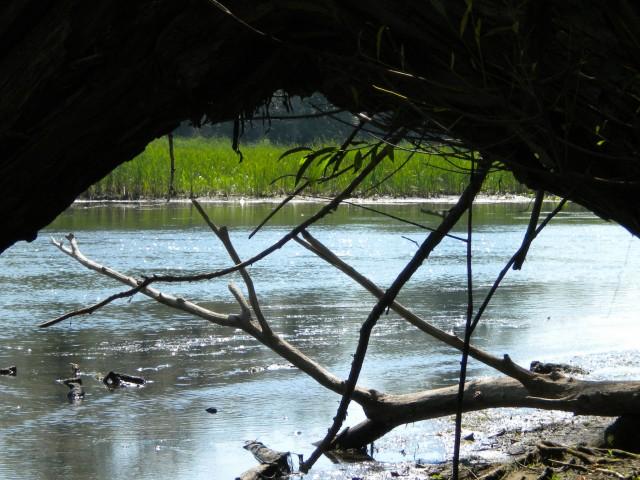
[83,137,527,199]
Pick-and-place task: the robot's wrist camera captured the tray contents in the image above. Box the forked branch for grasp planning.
[44,233,378,406]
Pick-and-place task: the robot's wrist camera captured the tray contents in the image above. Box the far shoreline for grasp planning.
[73,192,552,207]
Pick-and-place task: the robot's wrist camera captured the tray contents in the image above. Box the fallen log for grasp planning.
[103,371,146,388]
[0,365,17,376]
[331,375,640,449]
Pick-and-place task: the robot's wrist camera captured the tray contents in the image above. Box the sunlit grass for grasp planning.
[83,137,528,199]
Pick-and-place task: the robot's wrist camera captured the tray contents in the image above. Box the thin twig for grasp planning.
[452,158,476,480]
[401,235,419,247]
[140,130,404,286]
[41,235,236,328]
[301,162,488,472]
[302,196,468,242]
[191,198,272,335]
[295,231,533,380]
[248,181,309,239]
[512,190,544,270]
[469,198,567,334]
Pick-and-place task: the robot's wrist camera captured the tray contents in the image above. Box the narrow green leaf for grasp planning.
[353,150,363,172]
[279,146,312,161]
[296,146,338,182]
[310,146,339,158]
[295,156,316,185]
[460,0,473,37]
[474,17,482,45]
[376,25,388,59]
[350,86,360,107]
[386,145,395,162]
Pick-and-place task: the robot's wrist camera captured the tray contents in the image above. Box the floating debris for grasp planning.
[102,371,146,388]
[0,365,16,376]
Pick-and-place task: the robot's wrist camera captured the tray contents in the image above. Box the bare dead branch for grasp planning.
[512,190,544,270]
[44,233,378,406]
[470,198,568,333]
[191,198,272,335]
[45,225,640,460]
[302,162,490,472]
[129,130,404,289]
[294,231,535,383]
[42,234,237,328]
[453,160,477,480]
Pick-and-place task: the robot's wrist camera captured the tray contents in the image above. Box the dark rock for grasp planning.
[205,407,218,414]
[603,415,640,452]
[243,441,291,473]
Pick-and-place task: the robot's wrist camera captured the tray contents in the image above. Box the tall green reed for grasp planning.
[83,137,528,199]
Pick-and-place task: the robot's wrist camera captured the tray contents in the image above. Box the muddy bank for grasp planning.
[301,413,625,480]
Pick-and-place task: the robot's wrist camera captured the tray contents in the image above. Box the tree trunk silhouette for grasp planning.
[1,1,639,252]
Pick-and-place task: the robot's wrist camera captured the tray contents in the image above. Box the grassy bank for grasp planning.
[83,137,528,199]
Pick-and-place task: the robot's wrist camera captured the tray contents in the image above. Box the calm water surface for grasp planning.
[1,201,639,479]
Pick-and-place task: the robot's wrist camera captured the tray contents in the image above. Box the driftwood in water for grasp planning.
[236,441,291,480]
[62,378,84,403]
[103,371,146,388]
[0,365,16,376]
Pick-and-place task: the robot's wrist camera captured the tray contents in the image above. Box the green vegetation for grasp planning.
[83,137,528,199]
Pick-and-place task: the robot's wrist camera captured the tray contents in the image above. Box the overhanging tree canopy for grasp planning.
[1,0,639,252]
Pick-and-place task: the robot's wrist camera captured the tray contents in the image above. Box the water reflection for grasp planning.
[0,201,639,479]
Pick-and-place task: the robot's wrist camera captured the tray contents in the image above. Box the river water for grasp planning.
[0,200,638,479]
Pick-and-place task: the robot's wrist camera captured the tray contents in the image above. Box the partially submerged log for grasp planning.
[329,374,640,450]
[57,363,84,402]
[236,441,292,480]
[62,378,84,403]
[102,371,146,388]
[0,365,17,376]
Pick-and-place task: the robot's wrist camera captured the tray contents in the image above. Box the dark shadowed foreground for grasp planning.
[1,1,639,252]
